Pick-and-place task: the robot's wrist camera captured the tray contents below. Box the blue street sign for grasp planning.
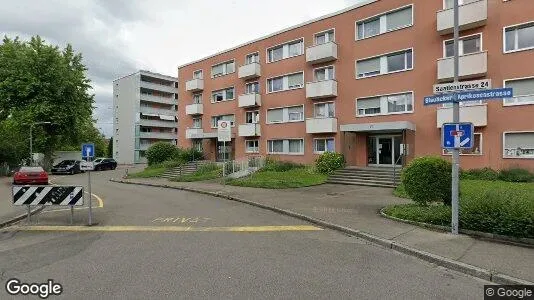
[81,143,95,159]
[442,123,474,149]
[424,88,513,105]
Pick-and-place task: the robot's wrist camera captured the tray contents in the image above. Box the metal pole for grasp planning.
[88,158,93,226]
[27,205,31,224]
[29,125,33,166]
[70,206,74,225]
[451,0,460,235]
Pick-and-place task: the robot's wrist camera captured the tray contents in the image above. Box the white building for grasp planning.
[113,70,178,164]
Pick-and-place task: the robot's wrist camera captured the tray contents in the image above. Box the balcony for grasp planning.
[238,62,261,79]
[139,119,177,128]
[140,107,176,117]
[436,104,487,127]
[238,93,261,108]
[139,132,177,140]
[140,94,176,105]
[306,80,338,99]
[437,0,487,35]
[185,78,204,92]
[238,123,261,137]
[185,128,204,139]
[140,81,176,94]
[437,51,487,82]
[306,118,337,133]
[185,103,203,115]
[306,42,338,64]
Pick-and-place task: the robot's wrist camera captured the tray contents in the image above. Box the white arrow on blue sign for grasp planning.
[82,143,95,159]
[424,88,513,106]
[442,123,474,149]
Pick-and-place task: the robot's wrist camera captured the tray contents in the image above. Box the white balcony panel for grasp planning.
[139,132,176,140]
[437,51,487,82]
[139,119,177,128]
[185,78,204,92]
[437,0,487,35]
[140,81,177,94]
[306,118,337,133]
[306,80,338,99]
[238,124,261,137]
[436,104,487,127]
[140,94,175,105]
[238,93,261,108]
[186,128,204,139]
[238,63,261,79]
[306,42,338,64]
[140,107,176,116]
[185,103,203,115]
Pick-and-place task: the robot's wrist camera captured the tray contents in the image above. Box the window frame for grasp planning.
[191,117,202,129]
[313,65,335,82]
[193,70,203,79]
[266,104,305,124]
[355,4,414,41]
[443,33,483,57]
[502,131,534,159]
[266,71,305,94]
[313,28,336,45]
[245,110,260,124]
[266,138,305,155]
[245,52,260,65]
[355,48,414,79]
[265,38,304,63]
[211,60,235,78]
[503,21,534,54]
[356,91,414,117]
[211,87,235,103]
[245,140,260,153]
[192,93,202,104]
[442,133,483,156]
[211,114,235,128]
[313,138,335,154]
[503,75,534,106]
[245,81,260,94]
[313,101,335,118]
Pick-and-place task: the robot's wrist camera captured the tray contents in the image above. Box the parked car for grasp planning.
[93,158,117,171]
[13,166,49,185]
[51,160,82,175]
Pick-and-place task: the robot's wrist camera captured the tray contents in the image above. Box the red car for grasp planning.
[13,166,49,185]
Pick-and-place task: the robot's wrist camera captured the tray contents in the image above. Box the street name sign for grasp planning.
[433,79,491,94]
[442,123,474,149]
[424,88,513,106]
[217,120,231,142]
[80,161,94,171]
[81,143,95,159]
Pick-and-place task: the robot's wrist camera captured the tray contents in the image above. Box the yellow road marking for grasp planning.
[8,225,323,233]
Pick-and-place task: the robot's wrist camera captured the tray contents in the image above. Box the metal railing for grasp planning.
[223,156,265,177]
[393,154,404,186]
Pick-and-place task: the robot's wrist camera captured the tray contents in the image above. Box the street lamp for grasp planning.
[29,121,51,166]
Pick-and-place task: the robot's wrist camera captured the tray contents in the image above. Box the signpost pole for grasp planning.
[223,140,226,186]
[451,0,460,235]
[70,205,74,225]
[88,159,93,226]
[27,205,31,224]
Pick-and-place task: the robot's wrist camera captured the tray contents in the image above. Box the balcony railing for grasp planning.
[185,128,204,139]
[437,0,487,35]
[185,78,204,92]
[139,119,177,128]
[306,117,337,133]
[140,81,177,93]
[306,80,338,99]
[437,51,487,82]
[238,93,261,108]
[306,41,338,64]
[238,62,261,79]
[185,103,203,115]
[140,94,176,105]
[139,132,177,140]
[436,104,487,127]
[140,107,176,117]
[238,123,261,137]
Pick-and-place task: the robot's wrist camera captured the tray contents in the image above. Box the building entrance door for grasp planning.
[368,135,402,166]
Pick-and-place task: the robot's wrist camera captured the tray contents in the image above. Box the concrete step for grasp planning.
[326,179,396,188]
[327,176,397,185]
[335,169,401,175]
[331,172,400,178]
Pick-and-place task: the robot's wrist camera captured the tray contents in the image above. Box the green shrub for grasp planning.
[146,142,177,166]
[498,168,534,183]
[401,156,452,206]
[460,167,499,181]
[178,148,204,162]
[197,163,220,173]
[261,158,304,172]
[162,160,184,169]
[315,152,345,174]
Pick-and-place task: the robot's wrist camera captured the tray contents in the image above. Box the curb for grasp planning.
[0,206,45,229]
[110,178,534,285]
[379,208,534,248]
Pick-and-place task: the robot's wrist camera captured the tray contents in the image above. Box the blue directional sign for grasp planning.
[424,88,513,106]
[81,143,95,159]
[442,123,474,149]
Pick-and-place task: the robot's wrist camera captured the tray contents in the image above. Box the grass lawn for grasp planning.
[227,168,327,189]
[385,180,534,238]
[126,165,166,178]
[171,169,221,182]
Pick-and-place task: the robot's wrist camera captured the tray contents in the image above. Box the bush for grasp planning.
[401,156,452,206]
[498,168,534,183]
[146,142,177,166]
[162,160,184,169]
[315,152,345,174]
[178,148,204,162]
[262,158,304,172]
[460,167,499,181]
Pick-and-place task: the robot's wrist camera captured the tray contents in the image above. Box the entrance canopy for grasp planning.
[340,121,416,133]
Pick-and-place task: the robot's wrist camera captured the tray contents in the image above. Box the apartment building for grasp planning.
[177,0,534,171]
[113,70,178,164]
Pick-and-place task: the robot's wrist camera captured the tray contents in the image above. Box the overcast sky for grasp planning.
[0,0,364,137]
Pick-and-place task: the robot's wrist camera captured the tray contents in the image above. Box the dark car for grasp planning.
[93,158,117,171]
[13,166,49,185]
[51,160,82,175]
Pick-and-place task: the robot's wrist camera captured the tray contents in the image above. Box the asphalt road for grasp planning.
[0,167,488,299]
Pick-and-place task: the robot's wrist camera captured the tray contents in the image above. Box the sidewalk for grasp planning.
[0,177,41,227]
[115,177,534,284]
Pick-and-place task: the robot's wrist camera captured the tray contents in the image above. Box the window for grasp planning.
[192,93,202,104]
[314,102,335,118]
[443,133,482,155]
[314,138,335,153]
[356,49,413,78]
[192,118,202,128]
[211,87,235,103]
[211,114,235,128]
[314,66,334,81]
[356,92,413,116]
[356,6,413,40]
[504,77,534,106]
[267,139,304,154]
[245,140,259,153]
[193,70,203,79]
[245,82,259,94]
[211,60,235,78]
[267,72,304,92]
[267,105,304,123]
[246,111,259,124]
[444,0,485,9]
[245,53,259,64]
[505,22,534,53]
[315,29,335,45]
[193,139,203,152]
[267,39,303,63]
[444,34,482,57]
[503,132,534,158]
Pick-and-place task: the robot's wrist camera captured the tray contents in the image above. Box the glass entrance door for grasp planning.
[217,141,231,162]
[368,135,403,166]
[378,138,393,165]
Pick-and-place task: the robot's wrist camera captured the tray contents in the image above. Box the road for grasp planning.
[0,167,487,299]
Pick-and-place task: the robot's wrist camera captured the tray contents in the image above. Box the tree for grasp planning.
[107,136,113,158]
[0,119,29,166]
[0,36,94,168]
